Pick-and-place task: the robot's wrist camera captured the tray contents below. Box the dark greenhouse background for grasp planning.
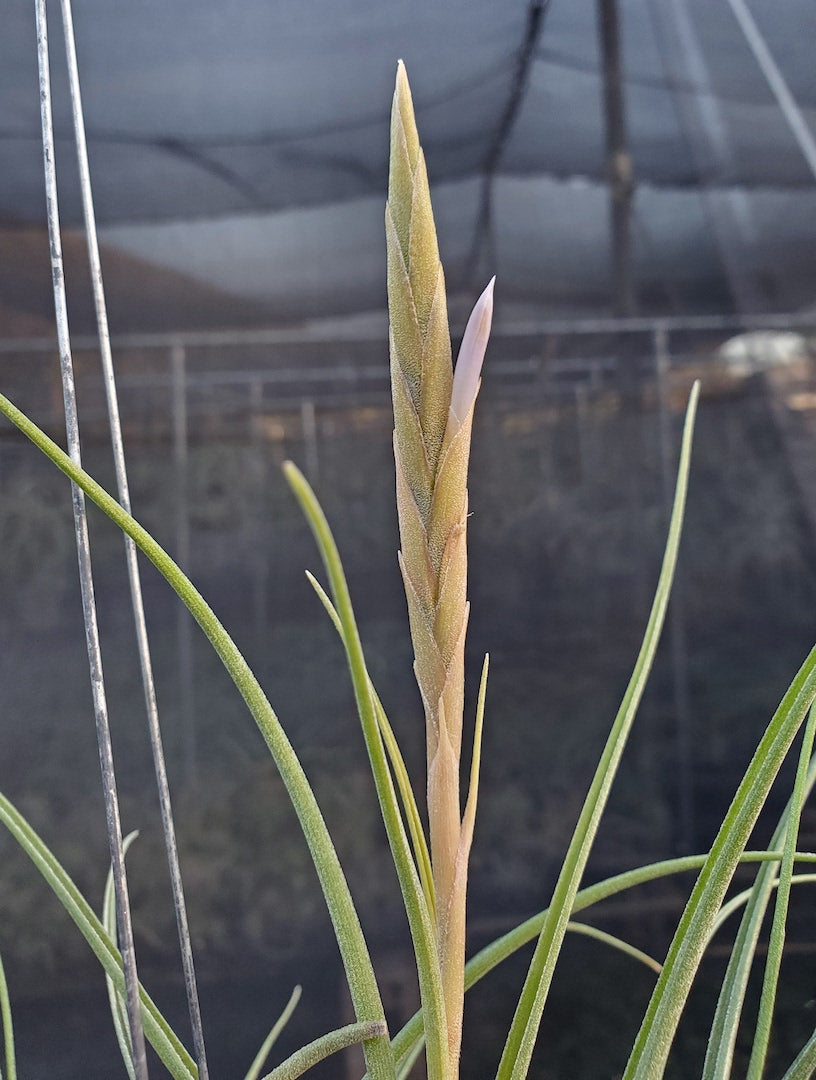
[1,1,816,1077]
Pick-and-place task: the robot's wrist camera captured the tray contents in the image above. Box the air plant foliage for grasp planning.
[0,52,815,1080]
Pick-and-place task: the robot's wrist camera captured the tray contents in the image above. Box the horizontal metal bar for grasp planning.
[106,356,619,390]
[0,310,814,355]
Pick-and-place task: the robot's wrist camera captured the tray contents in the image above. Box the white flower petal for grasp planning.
[450,277,495,430]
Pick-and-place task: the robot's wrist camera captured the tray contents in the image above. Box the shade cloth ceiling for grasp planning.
[2,0,815,322]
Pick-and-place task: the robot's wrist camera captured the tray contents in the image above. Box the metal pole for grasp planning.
[597,0,636,316]
[1,310,814,356]
[58,1,209,1067]
[33,0,148,1073]
[466,0,550,284]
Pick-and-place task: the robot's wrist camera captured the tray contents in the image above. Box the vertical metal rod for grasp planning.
[58,1,209,1071]
[654,326,695,852]
[465,0,549,284]
[33,1,149,1074]
[172,344,196,785]
[596,0,636,316]
[724,0,816,183]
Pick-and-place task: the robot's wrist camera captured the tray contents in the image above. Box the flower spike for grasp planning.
[387,61,494,1075]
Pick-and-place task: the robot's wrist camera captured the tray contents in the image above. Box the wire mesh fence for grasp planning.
[3,312,816,1076]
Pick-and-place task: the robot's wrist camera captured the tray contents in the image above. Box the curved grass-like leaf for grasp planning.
[703,741,816,1080]
[381,850,816,1076]
[780,1029,816,1080]
[103,831,140,1080]
[702,866,777,1080]
[622,648,816,1080]
[243,986,302,1080]
[396,1038,426,1080]
[565,923,662,975]
[305,571,436,922]
[0,392,395,1080]
[0,942,15,1080]
[745,706,816,1080]
[372,691,437,925]
[0,791,194,1079]
[709,873,816,940]
[494,382,700,1080]
[459,655,488,887]
[261,1020,387,1080]
[285,462,448,1080]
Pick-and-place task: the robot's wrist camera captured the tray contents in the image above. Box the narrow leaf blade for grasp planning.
[495,383,700,1080]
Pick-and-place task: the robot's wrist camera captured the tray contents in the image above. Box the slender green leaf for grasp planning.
[103,831,140,1080]
[396,1038,425,1080]
[709,874,816,940]
[460,655,489,855]
[702,867,777,1080]
[383,851,815,1076]
[261,1020,387,1080]
[285,462,448,1080]
[709,881,779,942]
[372,692,437,924]
[0,943,15,1080]
[0,393,395,1080]
[703,745,816,1080]
[622,645,816,1080]
[0,791,195,1080]
[780,1028,816,1080]
[243,986,302,1080]
[495,382,700,1080]
[306,571,436,923]
[565,922,662,974]
[746,706,816,1080]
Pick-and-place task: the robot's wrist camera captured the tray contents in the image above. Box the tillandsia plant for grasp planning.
[387,60,494,1072]
[4,53,816,1080]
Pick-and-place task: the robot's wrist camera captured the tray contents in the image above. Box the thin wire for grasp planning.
[33,1,149,1076]
[465,0,550,285]
[644,0,765,311]
[724,0,816,184]
[58,1,209,1075]
[1,308,813,355]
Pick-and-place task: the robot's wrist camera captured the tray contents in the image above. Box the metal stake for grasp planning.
[34,0,148,1073]
[58,0,209,1071]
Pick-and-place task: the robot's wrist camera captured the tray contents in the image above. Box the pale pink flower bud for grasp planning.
[449,276,495,430]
